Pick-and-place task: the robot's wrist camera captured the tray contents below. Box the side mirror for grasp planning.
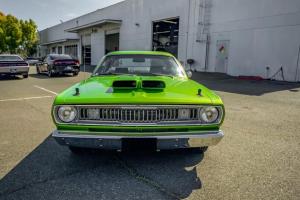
[186,70,193,78]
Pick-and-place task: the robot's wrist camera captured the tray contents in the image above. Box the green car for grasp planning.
[52,51,225,153]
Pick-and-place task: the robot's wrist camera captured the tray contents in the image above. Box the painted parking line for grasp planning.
[0,96,53,102]
[34,85,58,95]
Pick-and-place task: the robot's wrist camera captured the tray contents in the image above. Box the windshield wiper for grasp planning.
[146,73,174,78]
[93,72,135,76]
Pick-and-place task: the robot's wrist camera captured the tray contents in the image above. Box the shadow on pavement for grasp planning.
[0,75,23,81]
[192,72,300,96]
[29,74,75,80]
[0,136,203,200]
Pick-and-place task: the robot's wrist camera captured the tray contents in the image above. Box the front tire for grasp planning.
[23,73,29,78]
[48,70,53,77]
[73,71,79,76]
[36,66,40,74]
[199,146,208,153]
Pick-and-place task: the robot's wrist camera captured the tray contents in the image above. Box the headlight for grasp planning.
[57,106,77,123]
[200,106,219,123]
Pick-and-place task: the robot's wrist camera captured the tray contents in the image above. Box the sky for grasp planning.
[0,0,124,30]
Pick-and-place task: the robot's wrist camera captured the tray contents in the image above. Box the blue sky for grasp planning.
[0,0,124,30]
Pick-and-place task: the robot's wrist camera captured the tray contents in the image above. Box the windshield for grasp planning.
[93,55,185,77]
[0,55,23,61]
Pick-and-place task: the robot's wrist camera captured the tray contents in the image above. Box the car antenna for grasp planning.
[198,89,202,96]
[74,88,80,96]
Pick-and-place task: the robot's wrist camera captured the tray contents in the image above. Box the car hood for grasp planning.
[54,75,223,105]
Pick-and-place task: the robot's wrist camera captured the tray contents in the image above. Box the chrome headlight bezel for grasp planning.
[56,106,77,123]
[199,106,223,124]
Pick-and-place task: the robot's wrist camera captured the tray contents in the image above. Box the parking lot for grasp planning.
[0,67,299,200]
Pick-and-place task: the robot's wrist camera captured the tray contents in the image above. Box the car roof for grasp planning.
[106,51,175,57]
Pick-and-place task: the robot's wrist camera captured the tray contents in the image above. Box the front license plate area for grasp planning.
[122,138,157,152]
[10,68,17,73]
[64,66,72,71]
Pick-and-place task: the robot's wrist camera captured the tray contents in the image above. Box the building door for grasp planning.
[57,46,62,54]
[105,33,119,54]
[215,40,230,73]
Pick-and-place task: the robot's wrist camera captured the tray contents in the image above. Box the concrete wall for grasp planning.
[38,0,300,82]
[208,0,300,82]
[39,20,79,44]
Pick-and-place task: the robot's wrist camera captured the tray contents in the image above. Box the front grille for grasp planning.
[78,106,200,124]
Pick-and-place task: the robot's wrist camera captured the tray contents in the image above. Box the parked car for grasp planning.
[36,54,80,77]
[0,54,29,78]
[25,57,40,65]
[51,51,225,154]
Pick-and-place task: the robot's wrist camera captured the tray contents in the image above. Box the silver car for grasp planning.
[0,55,29,78]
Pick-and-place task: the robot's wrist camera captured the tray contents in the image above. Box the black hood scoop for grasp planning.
[142,80,166,90]
[112,80,137,89]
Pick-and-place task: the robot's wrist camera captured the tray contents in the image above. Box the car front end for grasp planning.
[51,51,225,151]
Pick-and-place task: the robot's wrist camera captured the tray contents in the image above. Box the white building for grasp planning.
[38,0,300,82]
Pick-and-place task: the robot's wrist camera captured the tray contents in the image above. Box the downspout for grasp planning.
[204,34,210,71]
[295,45,300,82]
[185,0,192,69]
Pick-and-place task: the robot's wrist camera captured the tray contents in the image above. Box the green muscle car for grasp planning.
[52,51,225,153]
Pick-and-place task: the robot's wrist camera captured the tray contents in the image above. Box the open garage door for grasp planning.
[152,17,179,57]
[82,34,91,65]
[105,33,119,54]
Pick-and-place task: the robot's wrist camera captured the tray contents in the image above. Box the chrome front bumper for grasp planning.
[52,130,224,150]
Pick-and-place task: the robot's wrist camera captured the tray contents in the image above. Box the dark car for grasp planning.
[0,54,29,78]
[25,57,40,65]
[36,54,80,77]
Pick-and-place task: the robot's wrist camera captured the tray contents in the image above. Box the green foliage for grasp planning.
[0,11,38,56]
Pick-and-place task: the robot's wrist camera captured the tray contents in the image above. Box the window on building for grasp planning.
[51,47,56,53]
[64,45,78,58]
[58,46,62,54]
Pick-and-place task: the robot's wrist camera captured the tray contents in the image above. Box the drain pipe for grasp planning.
[204,34,210,71]
[185,0,192,69]
[295,45,300,82]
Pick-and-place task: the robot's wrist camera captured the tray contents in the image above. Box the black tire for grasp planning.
[48,70,53,77]
[36,66,40,74]
[199,146,208,153]
[23,74,29,78]
[69,146,86,154]
[73,71,79,76]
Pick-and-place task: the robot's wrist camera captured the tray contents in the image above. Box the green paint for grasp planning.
[52,51,225,135]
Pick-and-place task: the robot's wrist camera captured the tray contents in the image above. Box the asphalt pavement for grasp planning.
[0,67,299,200]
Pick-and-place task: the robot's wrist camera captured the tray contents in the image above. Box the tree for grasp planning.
[0,12,6,53]
[3,14,22,54]
[20,19,38,56]
[0,11,38,56]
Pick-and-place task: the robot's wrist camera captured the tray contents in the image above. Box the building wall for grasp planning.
[208,0,300,82]
[39,20,79,44]
[38,0,300,82]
